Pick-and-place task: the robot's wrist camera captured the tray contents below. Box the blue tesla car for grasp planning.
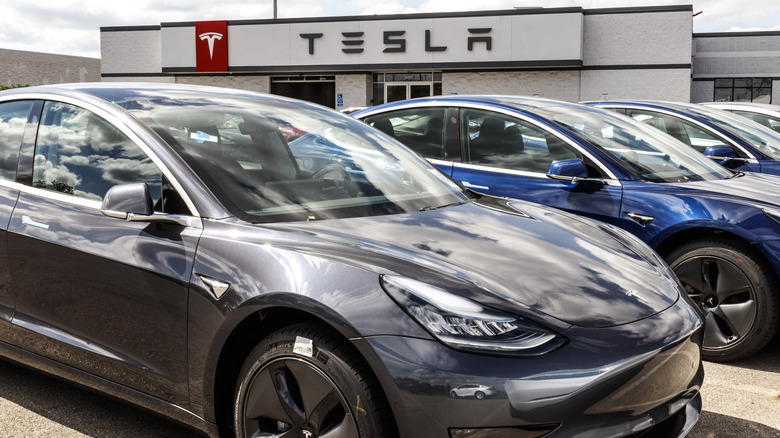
[355,95,780,361]
[585,99,780,176]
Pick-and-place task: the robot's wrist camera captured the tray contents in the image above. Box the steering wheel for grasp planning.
[312,164,352,199]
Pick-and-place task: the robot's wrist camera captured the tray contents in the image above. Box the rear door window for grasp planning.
[363,108,447,159]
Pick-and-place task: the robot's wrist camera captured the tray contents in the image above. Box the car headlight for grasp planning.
[381,275,566,356]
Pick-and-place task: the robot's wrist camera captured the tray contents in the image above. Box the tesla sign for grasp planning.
[196,21,228,72]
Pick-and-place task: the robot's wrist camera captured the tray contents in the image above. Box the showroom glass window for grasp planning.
[33,101,163,205]
[0,100,34,182]
[714,78,772,103]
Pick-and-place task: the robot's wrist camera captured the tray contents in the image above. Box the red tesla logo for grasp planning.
[196,21,228,72]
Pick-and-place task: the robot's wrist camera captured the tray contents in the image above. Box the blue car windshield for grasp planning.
[685,105,780,159]
[535,104,734,183]
[110,90,467,222]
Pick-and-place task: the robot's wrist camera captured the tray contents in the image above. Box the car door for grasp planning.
[0,100,37,324]
[5,99,200,406]
[622,109,761,173]
[450,107,623,224]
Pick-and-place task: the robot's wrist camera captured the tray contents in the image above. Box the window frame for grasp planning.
[714,78,773,104]
[4,94,201,219]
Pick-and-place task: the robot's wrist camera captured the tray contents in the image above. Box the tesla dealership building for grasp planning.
[99,5,780,109]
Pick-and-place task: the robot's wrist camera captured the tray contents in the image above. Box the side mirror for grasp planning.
[547,159,588,179]
[546,159,611,185]
[101,183,153,218]
[101,183,201,228]
[703,145,737,160]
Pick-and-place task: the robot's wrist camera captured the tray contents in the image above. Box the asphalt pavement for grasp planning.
[1,336,779,437]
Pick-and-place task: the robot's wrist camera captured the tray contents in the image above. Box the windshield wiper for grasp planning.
[419,199,472,211]
[725,171,745,179]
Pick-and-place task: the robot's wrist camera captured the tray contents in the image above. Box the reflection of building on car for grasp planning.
[450,384,497,399]
[356,95,780,362]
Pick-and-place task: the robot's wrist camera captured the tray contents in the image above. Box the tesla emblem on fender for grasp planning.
[199,32,223,59]
[626,290,649,303]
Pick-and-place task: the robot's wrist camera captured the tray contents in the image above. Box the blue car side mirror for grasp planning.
[547,159,589,179]
[546,159,610,185]
[703,145,737,159]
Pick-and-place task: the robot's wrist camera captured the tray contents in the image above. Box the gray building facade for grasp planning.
[0,48,100,87]
[100,5,694,109]
[692,31,780,104]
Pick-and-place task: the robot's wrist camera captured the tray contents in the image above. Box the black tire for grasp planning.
[233,323,396,438]
[666,238,779,362]
[475,391,485,400]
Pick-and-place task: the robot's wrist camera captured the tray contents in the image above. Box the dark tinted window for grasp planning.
[625,109,735,155]
[363,108,447,159]
[0,100,33,181]
[33,101,164,205]
[461,108,582,174]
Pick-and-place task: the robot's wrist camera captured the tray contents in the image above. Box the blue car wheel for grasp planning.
[667,239,779,362]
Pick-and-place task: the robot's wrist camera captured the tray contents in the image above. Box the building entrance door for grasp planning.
[386,83,433,103]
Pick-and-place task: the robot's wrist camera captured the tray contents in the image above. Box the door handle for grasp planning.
[22,215,50,230]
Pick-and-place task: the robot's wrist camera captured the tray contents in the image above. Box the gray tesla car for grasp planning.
[0,83,703,437]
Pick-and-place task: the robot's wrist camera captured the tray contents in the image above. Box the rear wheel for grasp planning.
[233,323,396,438]
[667,239,779,362]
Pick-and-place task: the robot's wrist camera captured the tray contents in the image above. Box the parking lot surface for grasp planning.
[1,336,779,437]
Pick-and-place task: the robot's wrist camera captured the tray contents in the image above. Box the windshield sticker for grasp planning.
[191,131,219,143]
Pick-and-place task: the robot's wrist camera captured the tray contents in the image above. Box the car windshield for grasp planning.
[104,89,467,222]
[533,104,734,183]
[686,105,780,159]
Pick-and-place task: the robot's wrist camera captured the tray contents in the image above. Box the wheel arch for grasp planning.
[211,305,399,438]
[652,226,780,288]
[652,227,780,268]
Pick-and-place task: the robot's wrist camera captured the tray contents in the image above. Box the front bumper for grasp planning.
[355,296,704,438]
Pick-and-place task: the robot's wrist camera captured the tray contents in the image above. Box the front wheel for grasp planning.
[667,239,779,362]
[233,323,396,438]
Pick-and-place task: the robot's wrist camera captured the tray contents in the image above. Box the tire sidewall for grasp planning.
[667,239,778,361]
[233,326,381,438]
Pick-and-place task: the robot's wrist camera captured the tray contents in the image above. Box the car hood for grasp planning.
[262,196,682,329]
[667,172,780,208]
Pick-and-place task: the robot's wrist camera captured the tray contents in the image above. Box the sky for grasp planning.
[2,0,780,59]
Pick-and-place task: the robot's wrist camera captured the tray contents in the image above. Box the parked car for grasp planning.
[0,84,703,438]
[355,95,780,362]
[701,101,780,134]
[585,99,780,175]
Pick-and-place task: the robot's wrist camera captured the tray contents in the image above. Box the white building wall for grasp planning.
[582,9,692,101]
[101,28,163,75]
[691,80,714,103]
[581,69,691,102]
[443,71,582,102]
[335,74,372,108]
[583,11,692,66]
